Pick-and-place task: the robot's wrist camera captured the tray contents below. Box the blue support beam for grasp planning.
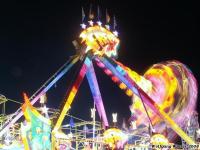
[86,59,109,127]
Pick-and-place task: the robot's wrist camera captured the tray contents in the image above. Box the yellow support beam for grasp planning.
[157,106,195,145]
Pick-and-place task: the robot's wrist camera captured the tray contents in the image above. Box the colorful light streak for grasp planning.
[130,61,198,142]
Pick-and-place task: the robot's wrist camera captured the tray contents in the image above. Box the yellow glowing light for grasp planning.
[150,134,169,145]
[144,65,178,112]
[119,82,127,90]
[80,25,120,57]
[126,89,133,97]
[103,128,128,149]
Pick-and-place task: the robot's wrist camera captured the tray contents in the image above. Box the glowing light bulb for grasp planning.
[105,25,110,30]
[42,105,48,114]
[80,23,86,29]
[113,31,118,37]
[97,21,102,26]
[112,113,117,123]
[88,20,94,26]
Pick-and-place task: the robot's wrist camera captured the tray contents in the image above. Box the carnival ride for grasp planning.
[0,7,199,150]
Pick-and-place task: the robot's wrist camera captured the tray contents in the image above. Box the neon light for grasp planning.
[111,76,119,83]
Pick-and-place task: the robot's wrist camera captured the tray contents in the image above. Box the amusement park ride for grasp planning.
[0,6,200,150]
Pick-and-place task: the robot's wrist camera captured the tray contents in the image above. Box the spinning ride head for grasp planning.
[79,24,120,58]
[129,60,198,142]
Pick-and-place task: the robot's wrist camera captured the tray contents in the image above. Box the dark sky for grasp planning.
[0,1,199,126]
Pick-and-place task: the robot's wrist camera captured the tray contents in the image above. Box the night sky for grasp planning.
[0,1,199,126]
